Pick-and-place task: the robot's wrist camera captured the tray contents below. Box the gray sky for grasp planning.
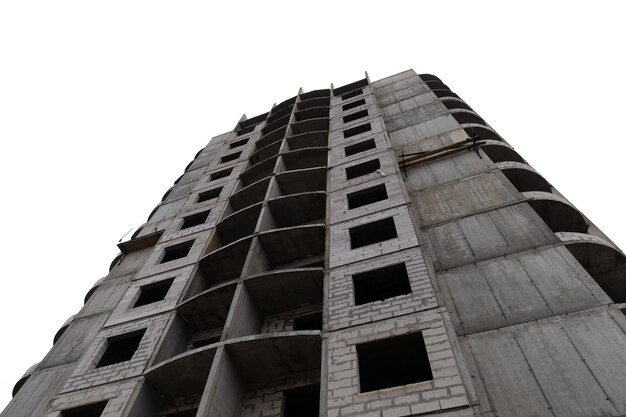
[1,0,625,411]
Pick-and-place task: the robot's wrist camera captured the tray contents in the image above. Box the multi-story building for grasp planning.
[4,69,626,417]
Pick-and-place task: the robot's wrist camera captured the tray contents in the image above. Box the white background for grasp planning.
[1,0,625,411]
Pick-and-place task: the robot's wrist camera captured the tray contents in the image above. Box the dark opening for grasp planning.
[161,240,194,263]
[96,330,145,368]
[346,159,380,180]
[210,168,232,181]
[353,263,411,305]
[164,410,198,417]
[347,184,388,209]
[191,335,221,349]
[181,210,211,229]
[342,98,366,112]
[197,187,223,203]
[343,123,372,139]
[61,401,108,417]
[283,384,320,417]
[357,333,433,392]
[293,312,323,331]
[230,138,249,149]
[220,152,241,164]
[343,109,369,124]
[300,260,325,268]
[133,278,174,308]
[236,125,255,136]
[345,139,376,157]
[349,218,397,249]
[341,89,363,100]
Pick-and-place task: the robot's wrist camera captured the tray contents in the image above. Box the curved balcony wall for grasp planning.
[214,202,262,245]
[432,89,461,100]
[280,148,328,172]
[290,118,330,135]
[425,80,451,91]
[240,155,278,186]
[482,142,525,164]
[498,163,552,193]
[271,96,297,114]
[53,314,75,344]
[266,105,293,125]
[451,110,488,126]
[275,167,327,195]
[84,276,106,304]
[229,177,271,213]
[254,225,326,272]
[249,139,282,166]
[294,107,330,122]
[285,131,329,152]
[256,126,287,149]
[298,96,330,111]
[261,113,291,136]
[463,125,503,141]
[558,232,626,303]
[300,89,330,101]
[523,191,588,234]
[264,192,326,229]
[419,74,442,83]
[199,236,253,285]
[441,97,474,112]
[12,363,38,397]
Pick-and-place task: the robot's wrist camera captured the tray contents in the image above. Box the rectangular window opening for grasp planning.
[230,138,249,149]
[283,384,320,417]
[96,330,146,368]
[236,125,255,136]
[293,312,323,331]
[161,240,194,263]
[61,401,109,417]
[181,210,211,229]
[353,263,411,305]
[343,123,372,139]
[344,138,376,157]
[349,217,397,249]
[341,89,363,100]
[342,98,366,112]
[343,109,369,124]
[133,278,175,308]
[220,152,241,164]
[210,168,232,181]
[345,159,380,180]
[357,333,433,393]
[347,184,388,210]
[197,187,222,203]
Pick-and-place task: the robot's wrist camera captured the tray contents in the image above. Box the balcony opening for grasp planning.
[210,168,232,181]
[134,278,174,308]
[482,145,525,164]
[61,401,108,417]
[353,263,411,305]
[346,159,380,180]
[502,168,551,193]
[181,210,211,229]
[197,187,223,203]
[161,240,194,263]
[191,334,221,349]
[283,384,320,417]
[341,89,363,100]
[349,218,397,249]
[357,333,433,393]
[230,138,249,149]
[343,109,369,124]
[343,123,372,139]
[96,330,145,368]
[220,152,241,164]
[342,98,366,112]
[236,125,255,136]
[164,410,198,417]
[347,184,388,209]
[293,312,323,331]
[345,138,376,157]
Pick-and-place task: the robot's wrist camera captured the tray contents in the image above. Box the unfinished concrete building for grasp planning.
[4,69,626,417]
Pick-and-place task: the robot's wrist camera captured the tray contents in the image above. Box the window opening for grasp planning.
[230,138,249,149]
[342,98,366,112]
[293,312,323,331]
[161,240,194,263]
[283,384,320,417]
[347,184,388,210]
[220,152,241,164]
[357,333,433,392]
[341,89,363,100]
[96,330,145,368]
[346,159,380,180]
[345,139,376,157]
[343,109,369,124]
[210,168,232,181]
[343,123,372,139]
[181,210,211,229]
[61,401,108,417]
[197,187,222,203]
[349,218,397,249]
[353,263,411,305]
[133,278,175,308]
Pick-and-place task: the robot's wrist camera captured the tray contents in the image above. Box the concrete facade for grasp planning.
[4,70,626,417]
